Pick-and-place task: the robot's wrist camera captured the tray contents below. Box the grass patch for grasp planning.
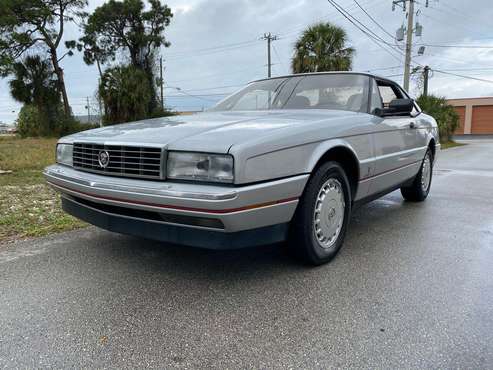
[0,137,85,243]
[0,136,57,186]
[441,141,466,150]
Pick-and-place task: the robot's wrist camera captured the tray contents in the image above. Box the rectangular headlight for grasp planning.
[167,152,234,183]
[56,144,73,167]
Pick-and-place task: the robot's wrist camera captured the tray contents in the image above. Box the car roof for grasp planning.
[251,71,399,86]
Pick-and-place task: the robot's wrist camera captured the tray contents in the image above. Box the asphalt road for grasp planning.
[1,140,492,369]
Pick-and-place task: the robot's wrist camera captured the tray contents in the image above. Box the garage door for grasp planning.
[471,105,493,134]
[454,106,466,134]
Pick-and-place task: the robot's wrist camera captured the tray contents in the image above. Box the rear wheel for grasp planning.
[401,148,433,202]
[289,162,352,265]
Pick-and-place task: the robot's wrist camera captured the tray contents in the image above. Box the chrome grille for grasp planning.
[73,143,163,180]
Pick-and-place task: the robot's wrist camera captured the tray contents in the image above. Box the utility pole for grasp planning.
[394,0,431,92]
[403,0,415,91]
[159,56,164,110]
[261,33,279,78]
[85,97,91,123]
[98,95,103,127]
[423,65,430,96]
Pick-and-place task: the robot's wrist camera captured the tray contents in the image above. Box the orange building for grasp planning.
[447,97,493,135]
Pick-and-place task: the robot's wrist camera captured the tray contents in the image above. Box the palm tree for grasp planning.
[99,65,152,125]
[9,55,61,134]
[9,56,59,107]
[292,22,355,73]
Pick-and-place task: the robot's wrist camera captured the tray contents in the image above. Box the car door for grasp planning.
[368,79,423,195]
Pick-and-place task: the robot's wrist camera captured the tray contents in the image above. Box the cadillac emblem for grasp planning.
[98,150,110,168]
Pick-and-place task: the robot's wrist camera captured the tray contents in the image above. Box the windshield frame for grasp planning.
[210,72,373,114]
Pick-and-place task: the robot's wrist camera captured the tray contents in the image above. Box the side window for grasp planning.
[378,85,398,107]
[370,80,383,113]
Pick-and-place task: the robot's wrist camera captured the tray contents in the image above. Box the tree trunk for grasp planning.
[95,58,107,121]
[145,67,157,114]
[50,49,71,116]
[96,58,103,80]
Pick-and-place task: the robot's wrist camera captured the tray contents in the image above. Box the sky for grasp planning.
[1,0,493,124]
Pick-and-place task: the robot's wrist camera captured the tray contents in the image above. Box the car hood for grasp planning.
[64,110,361,153]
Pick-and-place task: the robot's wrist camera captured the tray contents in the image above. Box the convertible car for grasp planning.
[44,72,439,265]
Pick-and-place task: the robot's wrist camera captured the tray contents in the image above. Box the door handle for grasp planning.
[410,121,416,129]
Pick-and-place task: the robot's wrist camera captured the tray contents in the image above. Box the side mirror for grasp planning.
[374,98,414,117]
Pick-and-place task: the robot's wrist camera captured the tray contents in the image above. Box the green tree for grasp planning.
[16,104,43,138]
[417,94,459,143]
[99,65,152,125]
[9,55,60,136]
[80,0,173,112]
[0,0,88,116]
[292,22,354,73]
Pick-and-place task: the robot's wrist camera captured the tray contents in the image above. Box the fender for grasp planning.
[304,138,373,201]
[306,138,361,173]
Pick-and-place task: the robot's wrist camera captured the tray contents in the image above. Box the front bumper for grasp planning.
[44,165,309,248]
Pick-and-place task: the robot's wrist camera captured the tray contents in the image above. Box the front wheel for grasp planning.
[289,162,352,265]
[401,148,433,202]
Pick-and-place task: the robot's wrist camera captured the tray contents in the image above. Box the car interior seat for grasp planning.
[285,95,311,109]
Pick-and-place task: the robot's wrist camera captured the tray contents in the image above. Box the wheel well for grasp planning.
[313,146,360,200]
[428,138,436,159]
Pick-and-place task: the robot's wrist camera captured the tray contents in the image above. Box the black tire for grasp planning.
[401,148,433,202]
[289,161,352,266]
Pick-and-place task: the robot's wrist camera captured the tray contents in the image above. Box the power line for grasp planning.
[166,39,259,57]
[166,87,229,102]
[139,40,492,90]
[417,10,487,42]
[433,70,493,85]
[166,92,231,97]
[327,0,406,63]
[276,0,387,38]
[164,39,260,61]
[176,83,247,92]
[328,0,397,47]
[367,65,402,72]
[441,67,493,72]
[165,43,259,62]
[167,65,265,85]
[418,43,493,49]
[420,52,472,66]
[421,2,490,38]
[272,43,288,75]
[352,0,395,39]
[161,2,401,66]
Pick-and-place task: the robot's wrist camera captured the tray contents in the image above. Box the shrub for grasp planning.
[58,115,99,136]
[149,106,176,119]
[16,104,98,138]
[16,105,42,138]
[416,95,459,143]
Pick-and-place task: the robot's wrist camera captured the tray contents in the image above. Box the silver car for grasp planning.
[44,72,439,265]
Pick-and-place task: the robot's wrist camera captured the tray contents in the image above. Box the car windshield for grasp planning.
[211,74,370,113]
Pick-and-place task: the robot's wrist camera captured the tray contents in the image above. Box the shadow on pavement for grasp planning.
[90,191,418,280]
